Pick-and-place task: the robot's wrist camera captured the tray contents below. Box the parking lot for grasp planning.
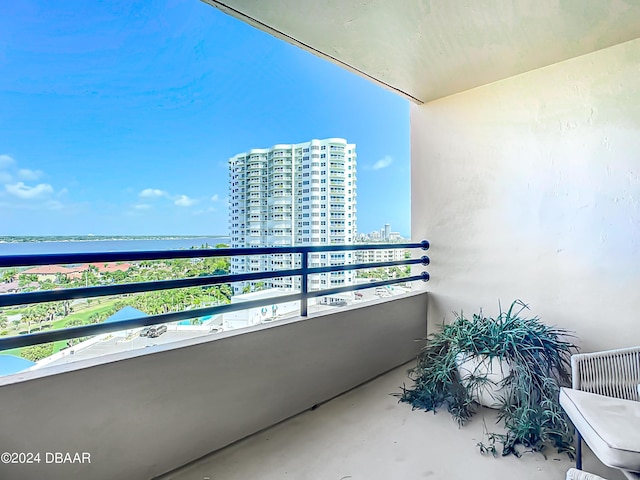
[44,329,212,367]
[40,285,411,369]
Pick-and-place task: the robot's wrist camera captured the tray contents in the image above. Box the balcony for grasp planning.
[0,232,606,480]
[271,160,291,166]
[271,240,293,246]
[159,362,584,480]
[272,196,293,204]
[270,175,292,182]
[269,222,292,230]
[3,1,640,479]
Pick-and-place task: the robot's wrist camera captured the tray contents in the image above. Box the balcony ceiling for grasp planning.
[203,0,640,103]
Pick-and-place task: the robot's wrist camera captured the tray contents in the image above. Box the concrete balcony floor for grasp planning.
[161,363,625,480]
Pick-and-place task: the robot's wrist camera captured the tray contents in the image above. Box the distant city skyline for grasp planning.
[358,223,405,242]
[0,0,410,238]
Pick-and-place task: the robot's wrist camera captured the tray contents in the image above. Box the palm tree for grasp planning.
[21,308,37,334]
[1,268,18,283]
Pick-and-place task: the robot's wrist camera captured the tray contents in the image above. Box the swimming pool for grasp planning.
[178,315,213,326]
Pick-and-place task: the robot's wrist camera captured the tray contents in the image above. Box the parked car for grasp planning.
[139,327,152,337]
[148,325,167,338]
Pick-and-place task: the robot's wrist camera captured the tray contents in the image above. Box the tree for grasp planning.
[60,300,72,317]
[1,268,18,283]
[40,279,56,291]
[19,274,38,288]
[55,272,70,285]
[21,343,55,362]
[21,308,38,334]
[66,318,86,327]
[217,284,232,301]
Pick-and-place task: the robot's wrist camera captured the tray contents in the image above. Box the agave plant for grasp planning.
[398,300,578,458]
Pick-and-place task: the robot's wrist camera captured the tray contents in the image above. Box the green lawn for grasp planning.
[1,299,120,358]
[51,300,119,329]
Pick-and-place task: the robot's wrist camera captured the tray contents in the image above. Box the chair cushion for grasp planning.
[560,388,640,472]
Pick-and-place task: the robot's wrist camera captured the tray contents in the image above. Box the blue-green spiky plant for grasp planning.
[397,300,578,458]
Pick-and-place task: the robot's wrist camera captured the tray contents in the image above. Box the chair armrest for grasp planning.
[571,346,640,400]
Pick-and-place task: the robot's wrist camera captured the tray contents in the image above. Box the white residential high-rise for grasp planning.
[229,138,357,294]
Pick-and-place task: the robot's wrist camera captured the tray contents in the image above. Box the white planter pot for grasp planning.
[456,353,512,409]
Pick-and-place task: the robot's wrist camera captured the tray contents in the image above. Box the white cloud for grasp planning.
[0,154,15,169]
[372,155,393,170]
[138,188,201,207]
[5,182,54,200]
[44,200,64,210]
[174,195,198,207]
[211,194,219,202]
[17,168,44,181]
[193,206,217,216]
[139,188,168,198]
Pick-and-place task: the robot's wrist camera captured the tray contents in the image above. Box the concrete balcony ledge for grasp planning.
[0,292,428,480]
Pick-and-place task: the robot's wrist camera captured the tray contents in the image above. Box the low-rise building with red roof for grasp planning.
[19,263,132,282]
[19,265,73,282]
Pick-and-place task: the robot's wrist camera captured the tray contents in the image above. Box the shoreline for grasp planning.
[0,235,229,244]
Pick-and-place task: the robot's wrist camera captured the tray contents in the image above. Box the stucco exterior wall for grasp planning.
[412,38,640,352]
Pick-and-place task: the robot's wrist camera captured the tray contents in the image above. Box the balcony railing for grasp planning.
[0,241,429,351]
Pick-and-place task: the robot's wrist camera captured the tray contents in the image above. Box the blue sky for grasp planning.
[0,0,410,238]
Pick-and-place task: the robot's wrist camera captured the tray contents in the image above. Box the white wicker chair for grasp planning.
[561,346,640,480]
[571,346,640,400]
[566,467,609,480]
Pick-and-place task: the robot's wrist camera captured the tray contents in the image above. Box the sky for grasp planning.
[0,0,410,238]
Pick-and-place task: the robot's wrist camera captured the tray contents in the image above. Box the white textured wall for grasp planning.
[412,38,640,352]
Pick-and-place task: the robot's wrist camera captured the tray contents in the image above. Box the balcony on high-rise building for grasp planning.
[3,1,640,480]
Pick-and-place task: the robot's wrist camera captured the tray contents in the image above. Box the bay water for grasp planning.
[0,237,230,256]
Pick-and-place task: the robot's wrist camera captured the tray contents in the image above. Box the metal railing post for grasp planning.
[301,250,309,316]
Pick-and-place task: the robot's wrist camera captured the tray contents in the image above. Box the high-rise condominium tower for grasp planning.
[228,138,357,294]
